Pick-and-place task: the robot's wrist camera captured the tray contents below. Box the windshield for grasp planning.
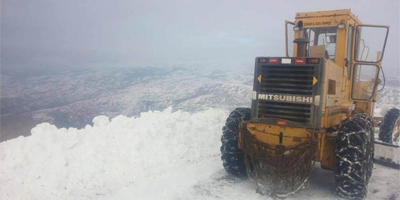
[303,27,338,60]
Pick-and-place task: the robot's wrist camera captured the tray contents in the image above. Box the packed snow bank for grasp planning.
[0,108,227,200]
[1,108,399,200]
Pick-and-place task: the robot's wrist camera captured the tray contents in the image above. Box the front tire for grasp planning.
[220,108,250,177]
[335,113,374,199]
[379,108,400,144]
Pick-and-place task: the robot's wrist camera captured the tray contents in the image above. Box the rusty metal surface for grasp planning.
[240,128,317,197]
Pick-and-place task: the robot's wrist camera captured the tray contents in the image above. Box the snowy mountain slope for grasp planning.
[0,108,398,200]
[1,67,252,116]
[30,68,253,122]
[1,67,253,141]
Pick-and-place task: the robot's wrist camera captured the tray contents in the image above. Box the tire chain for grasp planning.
[220,108,251,176]
[335,113,374,199]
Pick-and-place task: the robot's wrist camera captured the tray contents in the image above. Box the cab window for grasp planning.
[351,64,379,100]
[304,27,338,60]
[354,26,388,62]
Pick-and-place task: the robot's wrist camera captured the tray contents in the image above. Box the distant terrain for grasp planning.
[0,67,253,141]
[1,66,398,141]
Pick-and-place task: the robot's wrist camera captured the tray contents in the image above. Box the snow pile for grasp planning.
[0,108,227,200]
[1,107,399,200]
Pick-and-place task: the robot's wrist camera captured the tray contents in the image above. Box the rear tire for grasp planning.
[379,108,400,144]
[335,113,374,199]
[220,108,250,177]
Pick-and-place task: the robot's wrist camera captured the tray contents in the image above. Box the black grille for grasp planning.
[258,65,316,123]
[260,65,315,95]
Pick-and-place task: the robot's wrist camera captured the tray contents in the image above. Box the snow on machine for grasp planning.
[220,9,399,199]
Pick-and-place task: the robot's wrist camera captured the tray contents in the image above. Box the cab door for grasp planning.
[350,24,389,114]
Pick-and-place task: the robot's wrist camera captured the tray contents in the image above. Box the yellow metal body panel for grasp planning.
[246,122,313,147]
[321,60,351,128]
[317,133,337,170]
[296,9,361,24]
[244,122,336,170]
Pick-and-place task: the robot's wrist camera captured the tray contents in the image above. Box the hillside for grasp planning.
[0,67,252,141]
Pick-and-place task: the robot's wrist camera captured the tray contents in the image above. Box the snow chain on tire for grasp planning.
[335,113,374,199]
[220,108,251,177]
[379,108,400,144]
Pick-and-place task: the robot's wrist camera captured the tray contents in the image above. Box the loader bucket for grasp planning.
[373,116,400,169]
[374,140,400,169]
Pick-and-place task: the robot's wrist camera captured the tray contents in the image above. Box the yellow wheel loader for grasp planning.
[220,9,399,199]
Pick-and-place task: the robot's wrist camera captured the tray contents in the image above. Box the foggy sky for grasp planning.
[1,0,399,77]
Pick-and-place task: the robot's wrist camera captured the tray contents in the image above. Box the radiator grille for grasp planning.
[258,65,316,123]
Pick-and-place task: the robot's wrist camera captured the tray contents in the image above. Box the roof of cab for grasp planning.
[295,9,361,23]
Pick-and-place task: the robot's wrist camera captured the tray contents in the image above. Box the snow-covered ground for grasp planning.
[1,108,399,200]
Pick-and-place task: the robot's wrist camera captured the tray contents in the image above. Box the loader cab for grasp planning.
[285,9,359,67]
[285,9,389,115]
